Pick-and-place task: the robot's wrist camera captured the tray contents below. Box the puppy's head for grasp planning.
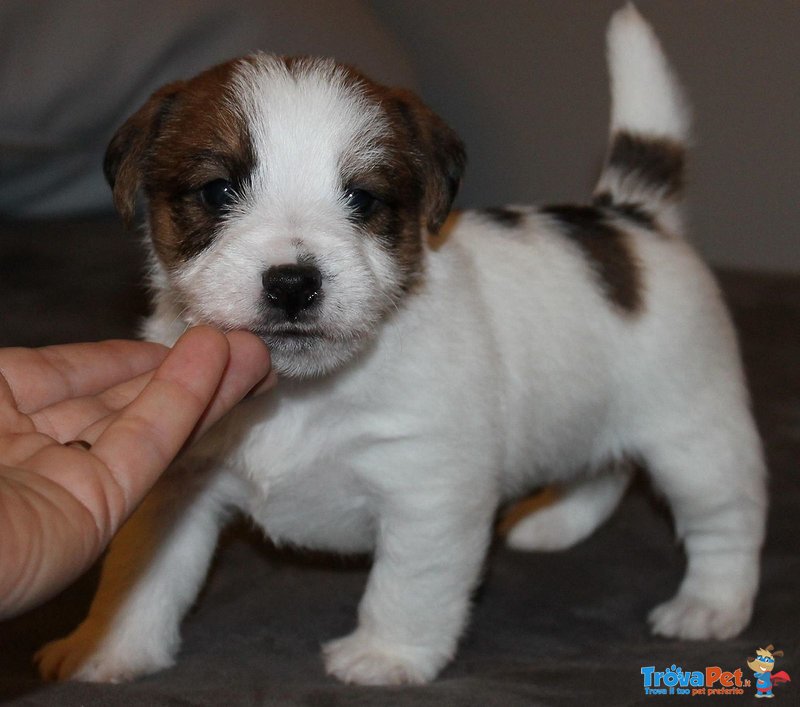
[105,54,465,378]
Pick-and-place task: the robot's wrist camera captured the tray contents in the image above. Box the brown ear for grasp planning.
[389,89,466,234]
[103,83,183,225]
[772,650,784,657]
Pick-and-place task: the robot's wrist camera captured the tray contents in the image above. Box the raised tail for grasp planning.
[594,4,690,235]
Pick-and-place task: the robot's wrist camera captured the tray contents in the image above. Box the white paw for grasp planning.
[35,619,175,683]
[323,630,444,685]
[648,594,751,640]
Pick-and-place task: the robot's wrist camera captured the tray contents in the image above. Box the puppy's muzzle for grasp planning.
[263,264,323,321]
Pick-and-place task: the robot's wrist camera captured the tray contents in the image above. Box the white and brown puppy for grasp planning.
[37,6,766,686]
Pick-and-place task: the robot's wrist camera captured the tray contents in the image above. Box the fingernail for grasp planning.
[246,369,278,398]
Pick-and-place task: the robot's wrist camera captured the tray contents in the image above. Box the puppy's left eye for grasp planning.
[200,179,237,214]
[344,188,379,221]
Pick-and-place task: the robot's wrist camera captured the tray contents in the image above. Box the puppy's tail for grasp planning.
[593,4,690,235]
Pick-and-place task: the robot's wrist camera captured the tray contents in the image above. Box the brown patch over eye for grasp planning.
[332,66,467,294]
[342,157,423,292]
[152,118,255,265]
[106,58,256,268]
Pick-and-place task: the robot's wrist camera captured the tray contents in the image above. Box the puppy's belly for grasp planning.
[245,469,377,554]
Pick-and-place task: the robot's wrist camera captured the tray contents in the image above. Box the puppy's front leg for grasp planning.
[324,488,494,685]
[36,463,244,683]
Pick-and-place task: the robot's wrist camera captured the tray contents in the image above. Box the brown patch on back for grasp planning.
[104,59,256,268]
[480,206,526,228]
[541,204,643,314]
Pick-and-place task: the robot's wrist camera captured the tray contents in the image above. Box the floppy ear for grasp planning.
[390,90,466,234]
[103,83,183,225]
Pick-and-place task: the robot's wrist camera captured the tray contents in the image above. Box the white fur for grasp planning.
[606,5,690,139]
[37,6,766,686]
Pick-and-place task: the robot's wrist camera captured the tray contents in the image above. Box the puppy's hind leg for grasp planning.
[36,464,245,683]
[505,465,633,552]
[642,408,767,640]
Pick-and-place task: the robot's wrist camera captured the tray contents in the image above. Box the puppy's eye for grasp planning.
[200,179,237,213]
[344,188,379,221]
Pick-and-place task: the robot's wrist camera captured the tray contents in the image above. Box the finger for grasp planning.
[28,369,156,442]
[0,340,168,414]
[249,367,278,397]
[90,327,264,513]
[186,329,273,444]
[25,331,272,446]
[33,329,271,457]
[0,374,32,433]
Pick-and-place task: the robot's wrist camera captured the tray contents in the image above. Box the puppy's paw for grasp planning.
[35,619,175,683]
[323,630,443,685]
[648,594,751,640]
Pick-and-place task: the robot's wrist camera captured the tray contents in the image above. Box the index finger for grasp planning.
[0,339,169,414]
[90,327,269,513]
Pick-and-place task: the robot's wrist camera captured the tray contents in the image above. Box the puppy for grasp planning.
[37,6,766,686]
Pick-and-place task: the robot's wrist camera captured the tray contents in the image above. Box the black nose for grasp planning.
[262,264,322,321]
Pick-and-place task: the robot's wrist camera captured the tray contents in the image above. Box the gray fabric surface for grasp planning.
[0,218,798,705]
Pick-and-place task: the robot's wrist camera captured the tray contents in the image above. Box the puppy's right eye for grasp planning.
[200,179,237,214]
[344,187,379,221]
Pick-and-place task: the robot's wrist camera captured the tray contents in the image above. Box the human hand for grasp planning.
[0,326,273,619]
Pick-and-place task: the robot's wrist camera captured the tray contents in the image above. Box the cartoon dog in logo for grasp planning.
[747,645,791,698]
